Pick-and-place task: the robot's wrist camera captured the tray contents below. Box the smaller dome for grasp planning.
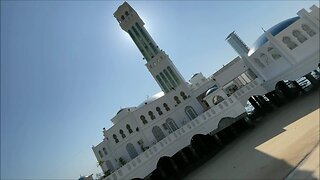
[116,107,132,115]
[117,108,125,115]
[191,73,200,79]
[137,91,164,108]
[205,85,219,96]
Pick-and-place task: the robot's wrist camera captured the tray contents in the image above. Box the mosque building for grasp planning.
[92,2,319,180]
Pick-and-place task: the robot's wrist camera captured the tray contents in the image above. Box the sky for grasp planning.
[1,1,319,179]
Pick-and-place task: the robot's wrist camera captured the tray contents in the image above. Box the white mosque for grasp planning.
[92,2,319,180]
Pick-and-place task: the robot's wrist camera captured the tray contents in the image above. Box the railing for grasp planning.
[232,79,263,99]
[103,96,241,180]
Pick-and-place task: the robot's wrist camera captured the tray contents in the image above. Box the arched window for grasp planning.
[125,11,129,16]
[163,69,176,88]
[267,47,281,60]
[98,150,103,158]
[167,66,181,85]
[121,15,125,20]
[163,103,170,111]
[113,134,119,143]
[292,30,307,43]
[282,36,298,50]
[103,147,107,155]
[105,160,114,171]
[180,91,187,100]
[212,95,224,105]
[126,124,133,134]
[148,111,155,120]
[166,118,178,133]
[156,75,169,93]
[152,126,165,142]
[185,106,198,120]
[156,107,163,115]
[126,143,138,159]
[301,24,316,37]
[260,53,270,66]
[160,72,172,91]
[140,115,147,124]
[174,96,181,104]
[253,58,265,69]
[119,129,126,138]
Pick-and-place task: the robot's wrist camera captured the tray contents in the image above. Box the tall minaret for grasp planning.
[225,31,250,56]
[114,2,187,94]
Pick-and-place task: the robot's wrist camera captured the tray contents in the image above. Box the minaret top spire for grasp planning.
[114,2,187,94]
[114,2,160,62]
[114,2,144,32]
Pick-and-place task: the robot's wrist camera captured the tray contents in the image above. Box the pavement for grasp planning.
[184,90,320,180]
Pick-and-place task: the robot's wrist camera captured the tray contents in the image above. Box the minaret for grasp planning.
[225,31,250,56]
[114,2,187,94]
[226,31,266,80]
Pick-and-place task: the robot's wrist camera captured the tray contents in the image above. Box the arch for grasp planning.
[126,143,138,159]
[103,147,107,155]
[166,118,178,133]
[167,66,181,85]
[163,103,170,111]
[152,126,165,142]
[156,75,169,93]
[105,160,114,171]
[301,24,316,37]
[292,30,307,43]
[267,47,281,60]
[156,107,163,115]
[148,111,155,120]
[180,91,187,100]
[217,117,235,130]
[212,95,224,105]
[174,96,181,104]
[126,124,133,134]
[260,53,270,65]
[140,115,147,124]
[119,129,126,138]
[121,15,125,20]
[163,69,177,88]
[282,36,297,50]
[113,134,119,143]
[125,11,129,16]
[254,58,265,69]
[191,134,216,155]
[98,150,103,158]
[156,156,177,178]
[185,106,198,120]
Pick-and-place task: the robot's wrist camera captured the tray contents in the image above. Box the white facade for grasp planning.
[92,3,319,180]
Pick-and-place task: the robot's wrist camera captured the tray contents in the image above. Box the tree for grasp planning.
[97,160,104,167]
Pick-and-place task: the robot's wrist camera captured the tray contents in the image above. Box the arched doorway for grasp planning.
[126,143,138,159]
[156,156,177,179]
[105,160,114,171]
[166,118,178,133]
[152,126,165,142]
[185,106,198,120]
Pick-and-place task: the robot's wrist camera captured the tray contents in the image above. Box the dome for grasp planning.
[138,91,164,108]
[191,73,200,79]
[117,108,125,115]
[248,16,300,56]
[116,107,131,115]
[205,85,219,96]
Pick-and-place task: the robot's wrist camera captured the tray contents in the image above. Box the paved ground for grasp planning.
[184,90,320,180]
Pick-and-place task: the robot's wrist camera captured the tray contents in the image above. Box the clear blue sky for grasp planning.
[1,1,318,179]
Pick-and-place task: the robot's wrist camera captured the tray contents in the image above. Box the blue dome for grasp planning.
[248,16,300,56]
[205,85,219,96]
